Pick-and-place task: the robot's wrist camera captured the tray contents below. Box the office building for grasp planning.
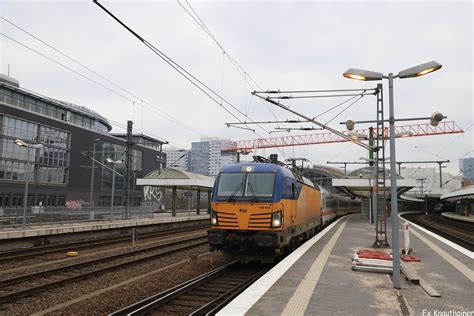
[0,73,166,208]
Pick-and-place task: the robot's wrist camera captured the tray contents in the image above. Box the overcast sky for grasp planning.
[1,0,472,175]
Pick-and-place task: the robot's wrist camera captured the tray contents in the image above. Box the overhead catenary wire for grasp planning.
[258,88,376,94]
[176,0,281,127]
[324,94,364,125]
[267,92,374,99]
[313,94,363,120]
[0,28,203,138]
[93,0,270,137]
[177,1,321,163]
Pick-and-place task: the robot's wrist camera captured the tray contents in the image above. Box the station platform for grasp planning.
[0,211,209,241]
[219,214,474,315]
[441,212,474,223]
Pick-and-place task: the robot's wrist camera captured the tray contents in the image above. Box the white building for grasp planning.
[190,137,237,176]
[400,166,462,198]
[163,149,189,172]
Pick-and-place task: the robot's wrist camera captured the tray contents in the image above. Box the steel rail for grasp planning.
[190,266,270,316]
[110,260,240,316]
[419,215,473,245]
[0,236,207,303]
[0,224,209,263]
[401,213,473,251]
[111,261,270,316]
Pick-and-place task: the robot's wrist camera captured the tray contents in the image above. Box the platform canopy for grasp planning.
[332,167,416,198]
[400,195,425,202]
[440,185,474,202]
[136,168,215,190]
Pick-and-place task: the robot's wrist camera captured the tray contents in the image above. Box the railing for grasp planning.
[0,205,156,228]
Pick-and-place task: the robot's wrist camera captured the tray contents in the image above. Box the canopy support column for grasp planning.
[207,190,212,214]
[171,186,177,217]
[197,188,201,215]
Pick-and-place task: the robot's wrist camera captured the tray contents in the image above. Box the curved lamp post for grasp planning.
[343,61,442,289]
[14,139,43,228]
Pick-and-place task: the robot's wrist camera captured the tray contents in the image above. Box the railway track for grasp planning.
[0,235,208,304]
[401,212,474,251]
[111,261,271,316]
[0,224,209,263]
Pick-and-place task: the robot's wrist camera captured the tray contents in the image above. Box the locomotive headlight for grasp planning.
[210,211,218,225]
[271,211,282,228]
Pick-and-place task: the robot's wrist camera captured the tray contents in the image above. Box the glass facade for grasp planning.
[100,142,143,191]
[0,114,70,184]
[0,85,110,133]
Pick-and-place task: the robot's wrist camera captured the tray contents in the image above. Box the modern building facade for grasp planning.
[0,74,166,208]
[459,157,474,184]
[189,138,237,176]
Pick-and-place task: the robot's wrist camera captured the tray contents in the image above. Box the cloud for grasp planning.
[0,0,472,171]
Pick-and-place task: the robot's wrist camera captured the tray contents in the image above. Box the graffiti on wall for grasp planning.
[144,186,163,202]
[65,200,82,209]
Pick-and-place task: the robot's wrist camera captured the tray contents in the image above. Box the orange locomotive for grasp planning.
[207,157,322,262]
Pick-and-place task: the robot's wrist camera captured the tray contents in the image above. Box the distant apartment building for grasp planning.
[189,138,237,176]
[459,157,474,183]
[163,149,189,172]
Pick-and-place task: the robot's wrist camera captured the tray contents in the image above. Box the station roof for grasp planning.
[136,168,215,190]
[400,194,425,202]
[332,178,417,198]
[440,185,474,201]
[332,167,416,198]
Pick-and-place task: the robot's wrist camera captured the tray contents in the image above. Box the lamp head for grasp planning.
[14,139,27,147]
[430,111,444,126]
[345,117,355,130]
[343,68,383,81]
[398,61,442,79]
[106,158,114,163]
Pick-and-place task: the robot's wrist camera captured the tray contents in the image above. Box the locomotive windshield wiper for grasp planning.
[246,181,258,202]
[227,183,243,202]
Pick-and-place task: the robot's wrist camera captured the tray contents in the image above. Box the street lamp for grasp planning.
[343,60,442,289]
[89,139,101,211]
[106,158,122,220]
[14,139,43,228]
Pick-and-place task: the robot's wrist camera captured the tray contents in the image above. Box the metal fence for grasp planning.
[0,205,155,228]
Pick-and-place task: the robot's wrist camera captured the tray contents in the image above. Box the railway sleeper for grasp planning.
[179,295,211,302]
[188,290,222,297]
[199,286,230,292]
[171,299,210,307]
[158,305,196,313]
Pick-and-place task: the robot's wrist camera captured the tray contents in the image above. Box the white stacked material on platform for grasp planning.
[351,251,393,273]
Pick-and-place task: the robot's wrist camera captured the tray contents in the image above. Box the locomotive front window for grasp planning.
[217,173,245,197]
[245,173,276,197]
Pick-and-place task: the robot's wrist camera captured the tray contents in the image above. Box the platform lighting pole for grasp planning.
[343,61,443,289]
[14,139,43,228]
[89,139,101,212]
[107,158,122,220]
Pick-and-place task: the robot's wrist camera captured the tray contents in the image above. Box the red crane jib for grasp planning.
[222,121,463,154]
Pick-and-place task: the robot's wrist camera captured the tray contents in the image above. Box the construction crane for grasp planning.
[222,121,463,154]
